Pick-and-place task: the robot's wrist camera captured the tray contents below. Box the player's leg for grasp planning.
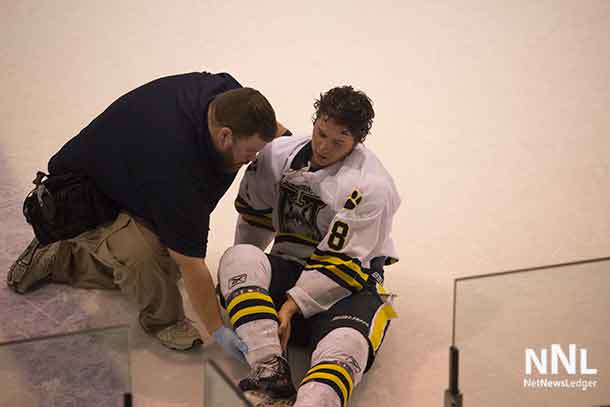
[217,246,301,402]
[218,244,283,365]
[295,290,396,406]
[296,327,368,407]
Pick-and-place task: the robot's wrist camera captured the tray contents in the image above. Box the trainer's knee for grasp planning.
[217,244,271,297]
[107,223,150,266]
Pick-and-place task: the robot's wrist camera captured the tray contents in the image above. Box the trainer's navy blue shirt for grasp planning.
[48,72,242,257]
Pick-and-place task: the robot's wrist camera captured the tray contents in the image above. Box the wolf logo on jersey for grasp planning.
[278,179,327,243]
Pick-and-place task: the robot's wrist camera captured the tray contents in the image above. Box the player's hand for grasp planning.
[278,309,292,351]
[278,295,301,352]
[212,326,248,364]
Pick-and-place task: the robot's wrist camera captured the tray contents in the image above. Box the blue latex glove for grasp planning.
[212,326,248,364]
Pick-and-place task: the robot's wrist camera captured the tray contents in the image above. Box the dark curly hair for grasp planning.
[312,86,374,143]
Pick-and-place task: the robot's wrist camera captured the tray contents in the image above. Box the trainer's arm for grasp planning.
[168,249,223,333]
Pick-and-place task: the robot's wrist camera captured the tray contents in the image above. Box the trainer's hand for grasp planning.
[278,295,301,352]
[212,326,248,364]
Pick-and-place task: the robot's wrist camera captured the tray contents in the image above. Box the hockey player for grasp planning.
[217,86,400,406]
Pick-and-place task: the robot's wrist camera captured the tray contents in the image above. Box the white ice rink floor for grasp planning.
[2,1,609,406]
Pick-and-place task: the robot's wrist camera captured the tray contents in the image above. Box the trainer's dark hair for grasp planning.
[312,86,374,143]
[211,88,277,142]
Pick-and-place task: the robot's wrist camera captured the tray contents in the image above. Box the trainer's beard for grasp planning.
[218,147,243,173]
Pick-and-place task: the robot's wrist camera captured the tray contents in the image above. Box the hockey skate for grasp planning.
[239,355,297,406]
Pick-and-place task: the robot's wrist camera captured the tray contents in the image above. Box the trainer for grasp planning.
[8,71,284,360]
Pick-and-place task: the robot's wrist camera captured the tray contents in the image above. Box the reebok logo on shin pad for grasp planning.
[229,273,248,289]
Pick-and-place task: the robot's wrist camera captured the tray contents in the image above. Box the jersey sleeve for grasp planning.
[233,143,277,249]
[287,185,399,318]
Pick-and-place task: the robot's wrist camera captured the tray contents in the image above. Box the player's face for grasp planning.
[224,133,268,172]
[311,116,356,168]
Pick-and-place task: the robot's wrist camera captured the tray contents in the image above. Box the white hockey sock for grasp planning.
[236,319,282,366]
[294,382,339,407]
[218,244,282,367]
[295,327,369,407]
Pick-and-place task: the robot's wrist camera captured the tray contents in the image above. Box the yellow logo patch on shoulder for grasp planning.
[344,189,363,210]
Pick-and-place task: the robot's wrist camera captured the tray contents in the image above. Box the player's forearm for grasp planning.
[287,273,351,318]
[181,260,223,333]
[280,294,301,316]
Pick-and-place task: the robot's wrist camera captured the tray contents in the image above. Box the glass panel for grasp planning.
[453,257,610,406]
[0,325,131,407]
[203,358,252,407]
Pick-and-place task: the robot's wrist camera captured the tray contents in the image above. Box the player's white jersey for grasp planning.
[234,133,401,317]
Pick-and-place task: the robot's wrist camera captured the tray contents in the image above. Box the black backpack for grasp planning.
[23,172,119,245]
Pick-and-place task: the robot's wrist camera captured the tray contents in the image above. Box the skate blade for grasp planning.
[244,390,295,406]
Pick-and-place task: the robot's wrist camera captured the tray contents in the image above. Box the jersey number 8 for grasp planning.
[328,221,350,250]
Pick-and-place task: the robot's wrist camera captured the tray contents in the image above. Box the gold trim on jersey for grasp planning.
[241,213,274,230]
[309,253,370,282]
[369,303,397,352]
[235,196,274,231]
[304,263,364,291]
[275,232,320,247]
[304,249,369,292]
[384,256,399,266]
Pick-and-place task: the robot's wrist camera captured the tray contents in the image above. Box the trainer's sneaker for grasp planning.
[7,238,57,294]
[156,318,203,351]
[239,355,297,405]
